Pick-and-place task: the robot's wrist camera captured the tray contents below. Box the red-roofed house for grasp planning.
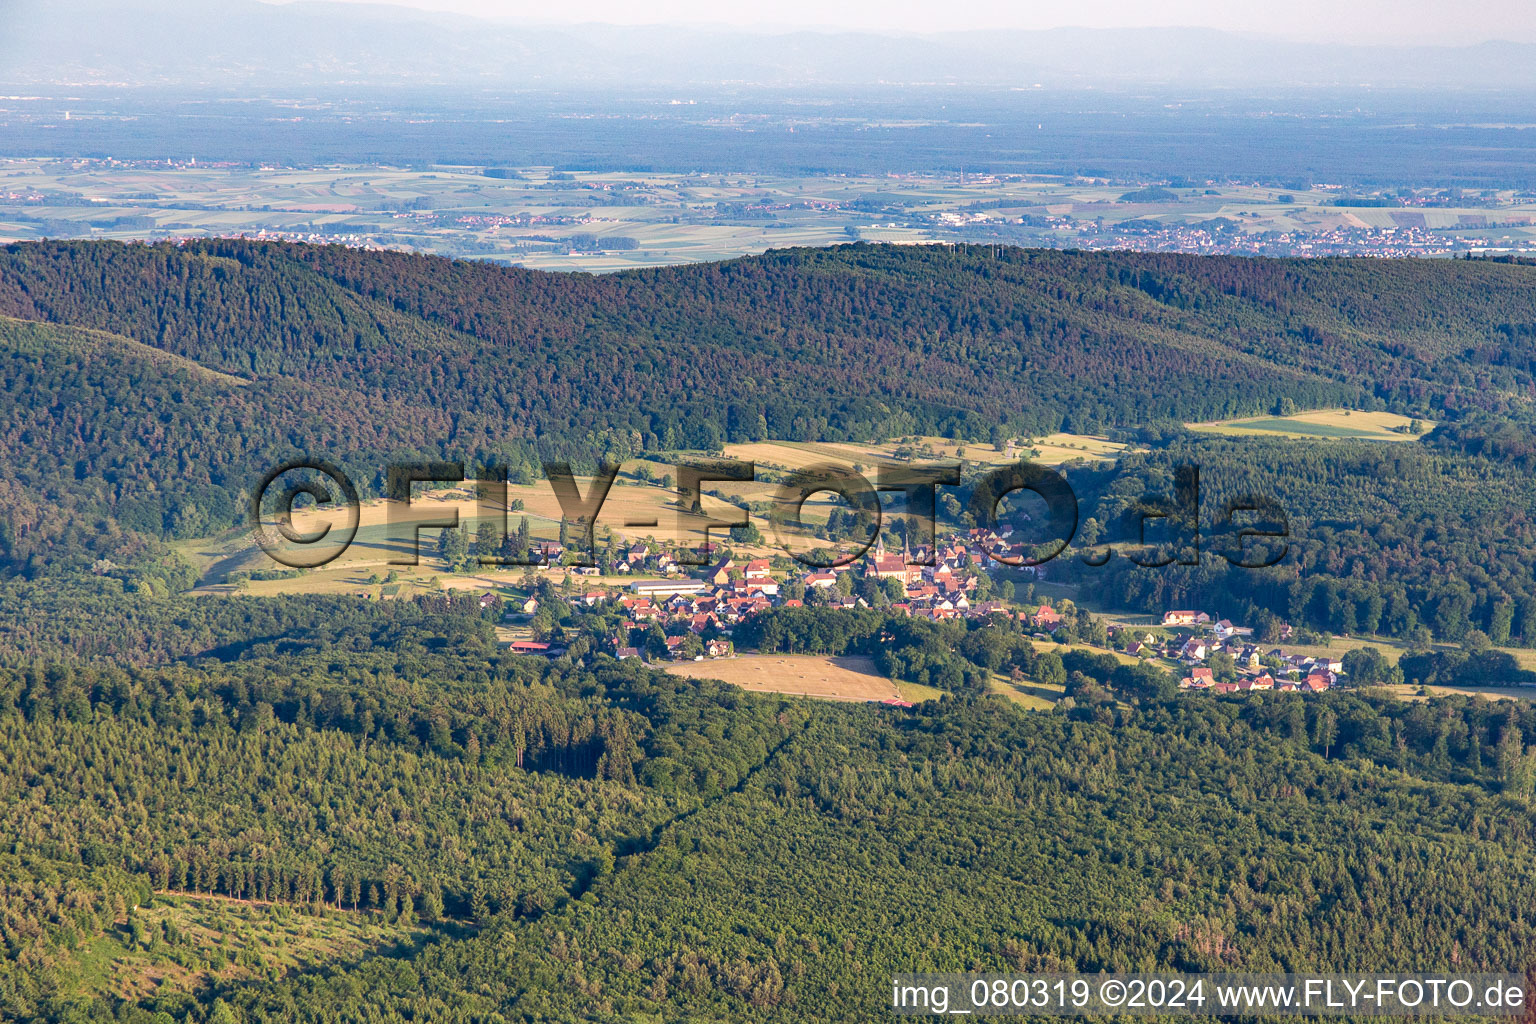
[1163,610,1211,626]
[509,640,549,653]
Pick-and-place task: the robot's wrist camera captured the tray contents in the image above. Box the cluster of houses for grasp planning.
[865,530,1056,621]
[609,556,782,634]
[570,542,703,577]
[544,530,1053,663]
[1138,611,1342,694]
[506,529,1350,694]
[610,635,734,663]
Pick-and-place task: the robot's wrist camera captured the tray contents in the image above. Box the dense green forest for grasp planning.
[5,239,1536,1018]
[6,240,1536,647]
[3,240,1536,551]
[6,599,1536,1021]
[1045,435,1536,651]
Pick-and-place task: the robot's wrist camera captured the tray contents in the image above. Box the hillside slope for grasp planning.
[5,241,1536,439]
[2,239,1535,569]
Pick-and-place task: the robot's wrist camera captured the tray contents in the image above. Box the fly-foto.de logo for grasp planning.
[250,458,1289,571]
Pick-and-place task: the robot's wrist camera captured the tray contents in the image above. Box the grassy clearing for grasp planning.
[192,434,1128,594]
[719,442,866,472]
[1044,642,1142,667]
[195,476,777,592]
[665,654,901,702]
[1277,633,1536,678]
[1273,635,1412,664]
[1185,409,1432,442]
[59,894,443,1002]
[896,680,947,703]
[1375,683,1536,703]
[724,433,1126,473]
[263,480,686,545]
[1015,433,1127,464]
[988,674,1062,709]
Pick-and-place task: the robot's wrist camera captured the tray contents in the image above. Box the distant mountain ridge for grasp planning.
[4,1,1536,89]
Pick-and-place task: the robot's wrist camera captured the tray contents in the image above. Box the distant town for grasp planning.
[4,159,1534,270]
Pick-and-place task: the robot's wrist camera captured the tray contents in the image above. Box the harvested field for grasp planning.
[665,654,901,702]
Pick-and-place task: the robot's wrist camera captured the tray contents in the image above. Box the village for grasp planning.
[502,524,1350,697]
[1149,610,1341,694]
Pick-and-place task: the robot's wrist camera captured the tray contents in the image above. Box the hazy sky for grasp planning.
[265,0,1536,43]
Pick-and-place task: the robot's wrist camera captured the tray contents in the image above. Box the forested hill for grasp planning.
[3,239,1536,566]
[4,240,1536,448]
[11,241,1536,1024]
